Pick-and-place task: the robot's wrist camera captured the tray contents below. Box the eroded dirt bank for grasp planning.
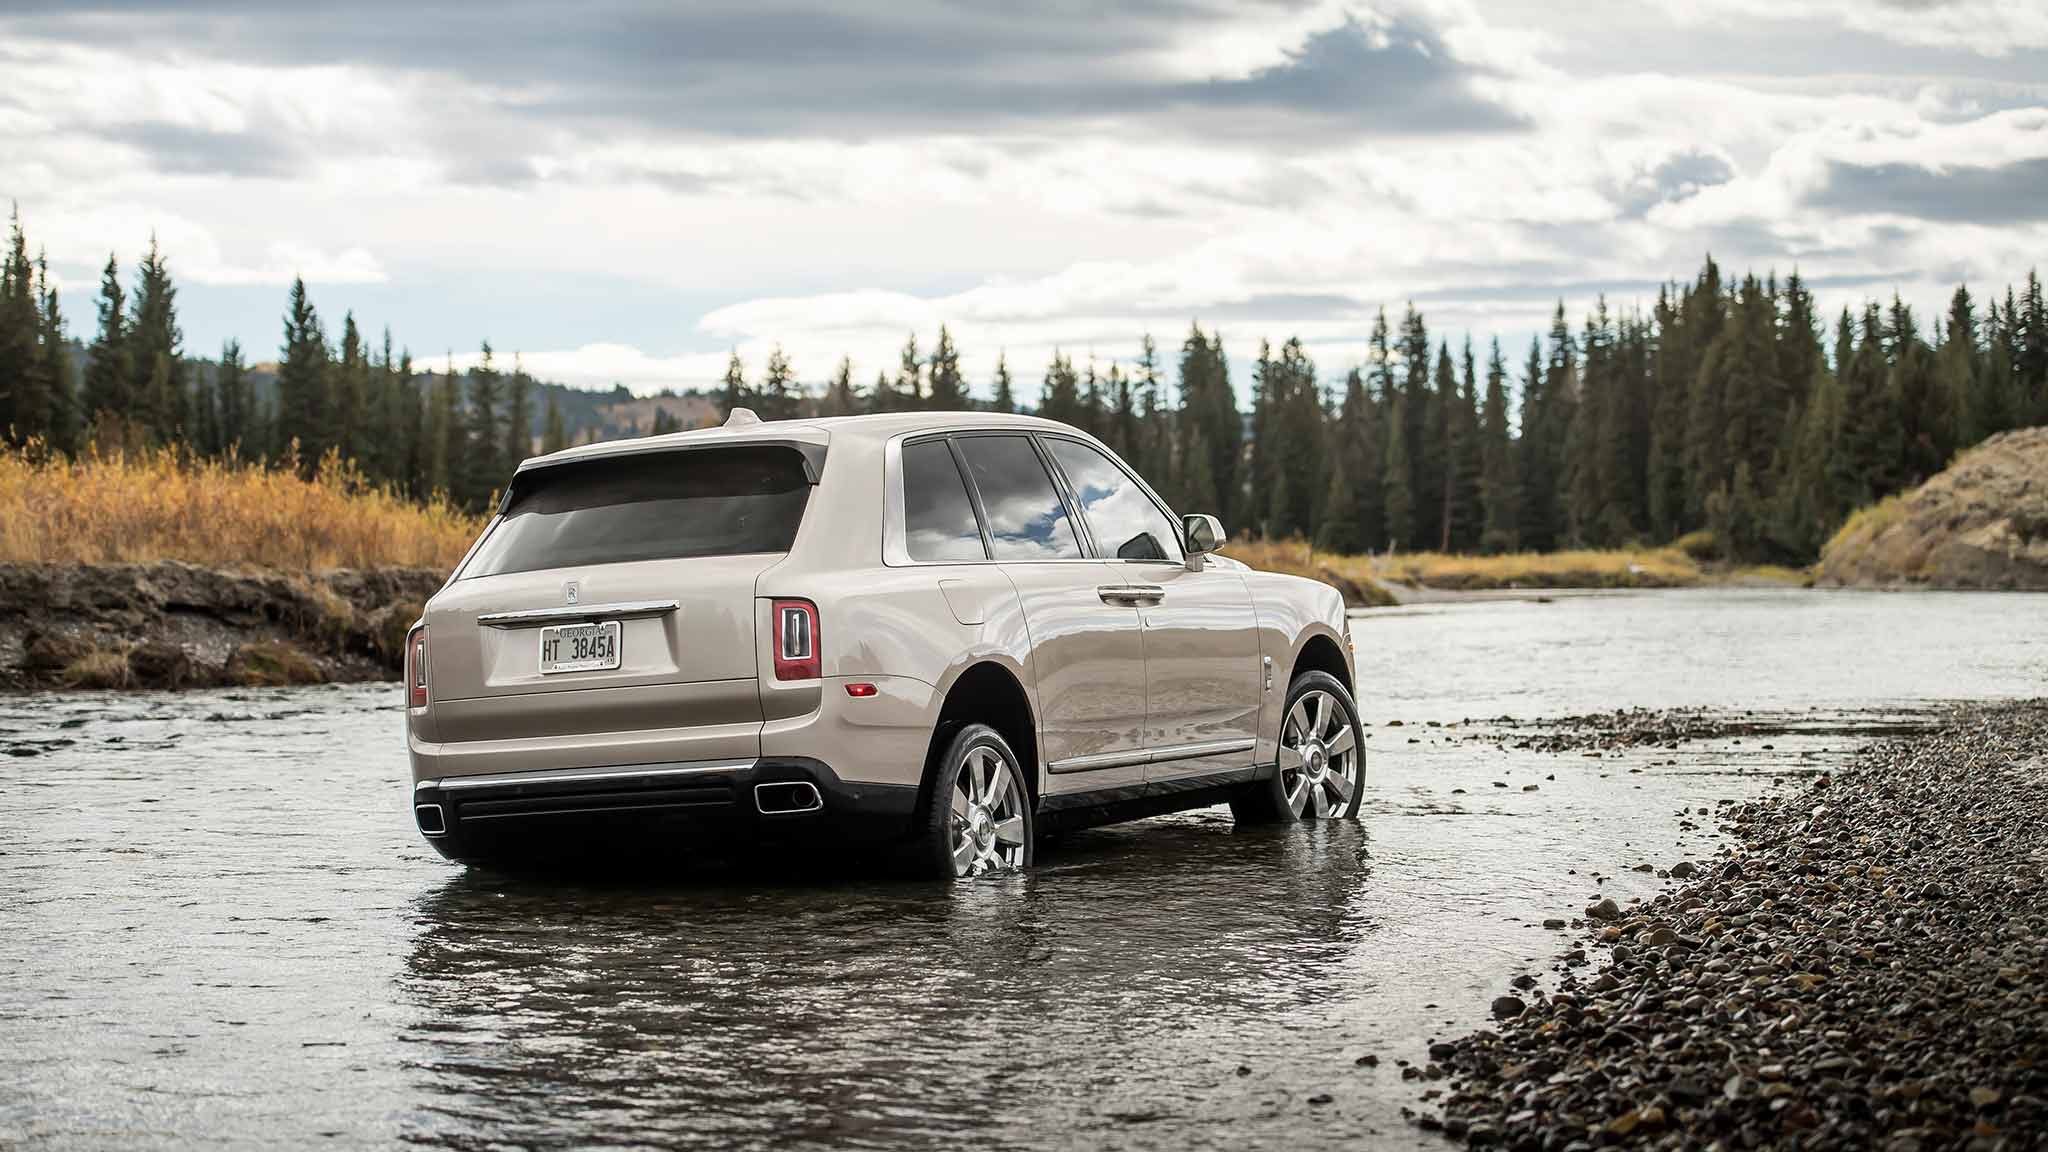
[1417,702,2048,1149]
[0,561,443,690]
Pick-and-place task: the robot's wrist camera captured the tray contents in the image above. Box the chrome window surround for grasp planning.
[883,428,1186,568]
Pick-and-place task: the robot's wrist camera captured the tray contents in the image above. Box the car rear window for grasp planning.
[460,446,812,578]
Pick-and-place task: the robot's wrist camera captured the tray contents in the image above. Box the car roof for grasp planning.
[517,409,1086,475]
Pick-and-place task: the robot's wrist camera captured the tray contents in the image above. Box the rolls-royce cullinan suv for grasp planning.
[405,410,1364,876]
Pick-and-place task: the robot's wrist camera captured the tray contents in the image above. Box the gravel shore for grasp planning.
[1419,701,2048,1150]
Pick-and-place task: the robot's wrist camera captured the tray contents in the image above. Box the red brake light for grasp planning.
[407,625,429,707]
[845,682,877,697]
[771,599,820,681]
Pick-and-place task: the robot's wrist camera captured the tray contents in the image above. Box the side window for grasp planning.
[1045,439,1183,562]
[901,439,987,561]
[955,435,1084,560]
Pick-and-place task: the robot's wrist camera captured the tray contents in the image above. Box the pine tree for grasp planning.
[720,349,749,416]
[38,256,78,452]
[896,333,923,410]
[822,356,860,416]
[1645,284,1688,540]
[1040,351,1081,425]
[1131,335,1163,478]
[332,312,367,463]
[505,354,534,466]
[83,256,131,435]
[758,345,799,420]
[1478,338,1518,552]
[1383,385,1413,551]
[1316,365,1383,553]
[426,357,462,499]
[276,277,329,472]
[1446,337,1485,551]
[1080,357,1106,437]
[1108,364,1138,461]
[215,340,250,454]
[127,235,185,442]
[466,341,503,506]
[927,326,966,409]
[540,387,567,455]
[873,370,891,415]
[990,353,1015,414]
[1515,335,1554,550]
[0,207,38,442]
[1398,304,1435,549]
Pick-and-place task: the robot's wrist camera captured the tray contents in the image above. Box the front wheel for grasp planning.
[914,723,1034,878]
[1231,670,1364,824]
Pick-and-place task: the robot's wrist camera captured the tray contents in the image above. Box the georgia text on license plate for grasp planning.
[538,620,621,673]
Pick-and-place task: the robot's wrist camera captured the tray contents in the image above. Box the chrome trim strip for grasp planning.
[1047,748,1150,774]
[1153,737,1256,762]
[1046,737,1256,774]
[416,758,755,792]
[476,599,680,627]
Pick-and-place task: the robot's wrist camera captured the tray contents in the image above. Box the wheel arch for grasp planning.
[918,659,1040,821]
[1290,626,1352,694]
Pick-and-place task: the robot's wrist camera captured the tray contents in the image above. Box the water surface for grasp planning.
[2,589,2041,1149]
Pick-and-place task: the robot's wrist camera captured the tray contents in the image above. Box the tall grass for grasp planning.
[1226,537,1713,592]
[0,441,485,571]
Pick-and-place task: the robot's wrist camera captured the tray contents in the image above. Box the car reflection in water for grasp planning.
[398,816,1379,1150]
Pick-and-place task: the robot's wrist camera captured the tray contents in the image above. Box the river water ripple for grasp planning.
[2,589,2043,1149]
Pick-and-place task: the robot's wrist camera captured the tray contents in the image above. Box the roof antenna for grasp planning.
[724,407,761,427]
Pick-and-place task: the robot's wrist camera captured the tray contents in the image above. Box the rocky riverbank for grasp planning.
[1821,426,2048,591]
[1415,702,2048,1149]
[0,561,444,690]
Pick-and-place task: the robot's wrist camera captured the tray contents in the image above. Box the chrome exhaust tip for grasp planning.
[753,781,823,815]
[415,802,448,836]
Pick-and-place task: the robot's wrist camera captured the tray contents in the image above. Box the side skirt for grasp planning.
[1036,763,1271,834]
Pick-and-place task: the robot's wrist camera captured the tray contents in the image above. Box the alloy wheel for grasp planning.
[1278,688,1361,819]
[950,745,1027,875]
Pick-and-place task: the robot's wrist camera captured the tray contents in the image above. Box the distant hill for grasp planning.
[1819,427,2048,590]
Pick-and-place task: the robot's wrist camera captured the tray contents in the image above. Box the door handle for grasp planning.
[1097,584,1165,606]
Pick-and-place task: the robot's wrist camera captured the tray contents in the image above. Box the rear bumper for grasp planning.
[410,756,919,864]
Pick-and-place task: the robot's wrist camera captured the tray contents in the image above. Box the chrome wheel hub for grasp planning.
[1279,689,1362,820]
[949,745,1026,877]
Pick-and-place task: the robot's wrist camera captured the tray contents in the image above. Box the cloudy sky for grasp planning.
[3,0,2044,398]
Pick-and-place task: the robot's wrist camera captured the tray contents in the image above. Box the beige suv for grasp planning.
[406,410,1363,876]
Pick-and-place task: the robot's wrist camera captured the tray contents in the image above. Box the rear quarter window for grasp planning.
[460,445,812,578]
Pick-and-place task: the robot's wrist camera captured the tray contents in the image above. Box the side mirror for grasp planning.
[1183,513,1224,556]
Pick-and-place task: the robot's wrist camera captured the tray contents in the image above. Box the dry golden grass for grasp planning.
[1372,547,1702,590]
[0,441,484,571]
[1227,537,1713,593]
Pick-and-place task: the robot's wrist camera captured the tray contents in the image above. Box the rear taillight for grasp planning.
[406,624,429,707]
[771,599,819,681]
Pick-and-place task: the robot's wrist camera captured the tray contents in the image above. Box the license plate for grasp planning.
[538,620,621,674]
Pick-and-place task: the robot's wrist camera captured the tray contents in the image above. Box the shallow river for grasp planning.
[2,589,2043,1150]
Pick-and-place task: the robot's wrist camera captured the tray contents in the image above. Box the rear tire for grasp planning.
[1231,670,1364,824]
[914,723,1034,878]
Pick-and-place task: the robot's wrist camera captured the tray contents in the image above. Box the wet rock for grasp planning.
[224,642,325,687]
[1668,860,1697,878]
[1489,996,1525,1019]
[1584,897,1621,921]
[126,641,194,689]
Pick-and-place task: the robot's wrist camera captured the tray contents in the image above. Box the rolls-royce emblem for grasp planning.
[564,581,580,605]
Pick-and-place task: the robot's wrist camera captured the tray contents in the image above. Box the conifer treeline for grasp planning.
[3,206,2044,560]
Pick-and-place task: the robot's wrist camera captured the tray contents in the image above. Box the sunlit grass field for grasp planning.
[0,442,484,571]
[1226,537,1808,596]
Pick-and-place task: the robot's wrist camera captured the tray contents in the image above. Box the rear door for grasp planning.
[1039,436,1261,785]
[951,433,1149,797]
[423,444,813,757]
